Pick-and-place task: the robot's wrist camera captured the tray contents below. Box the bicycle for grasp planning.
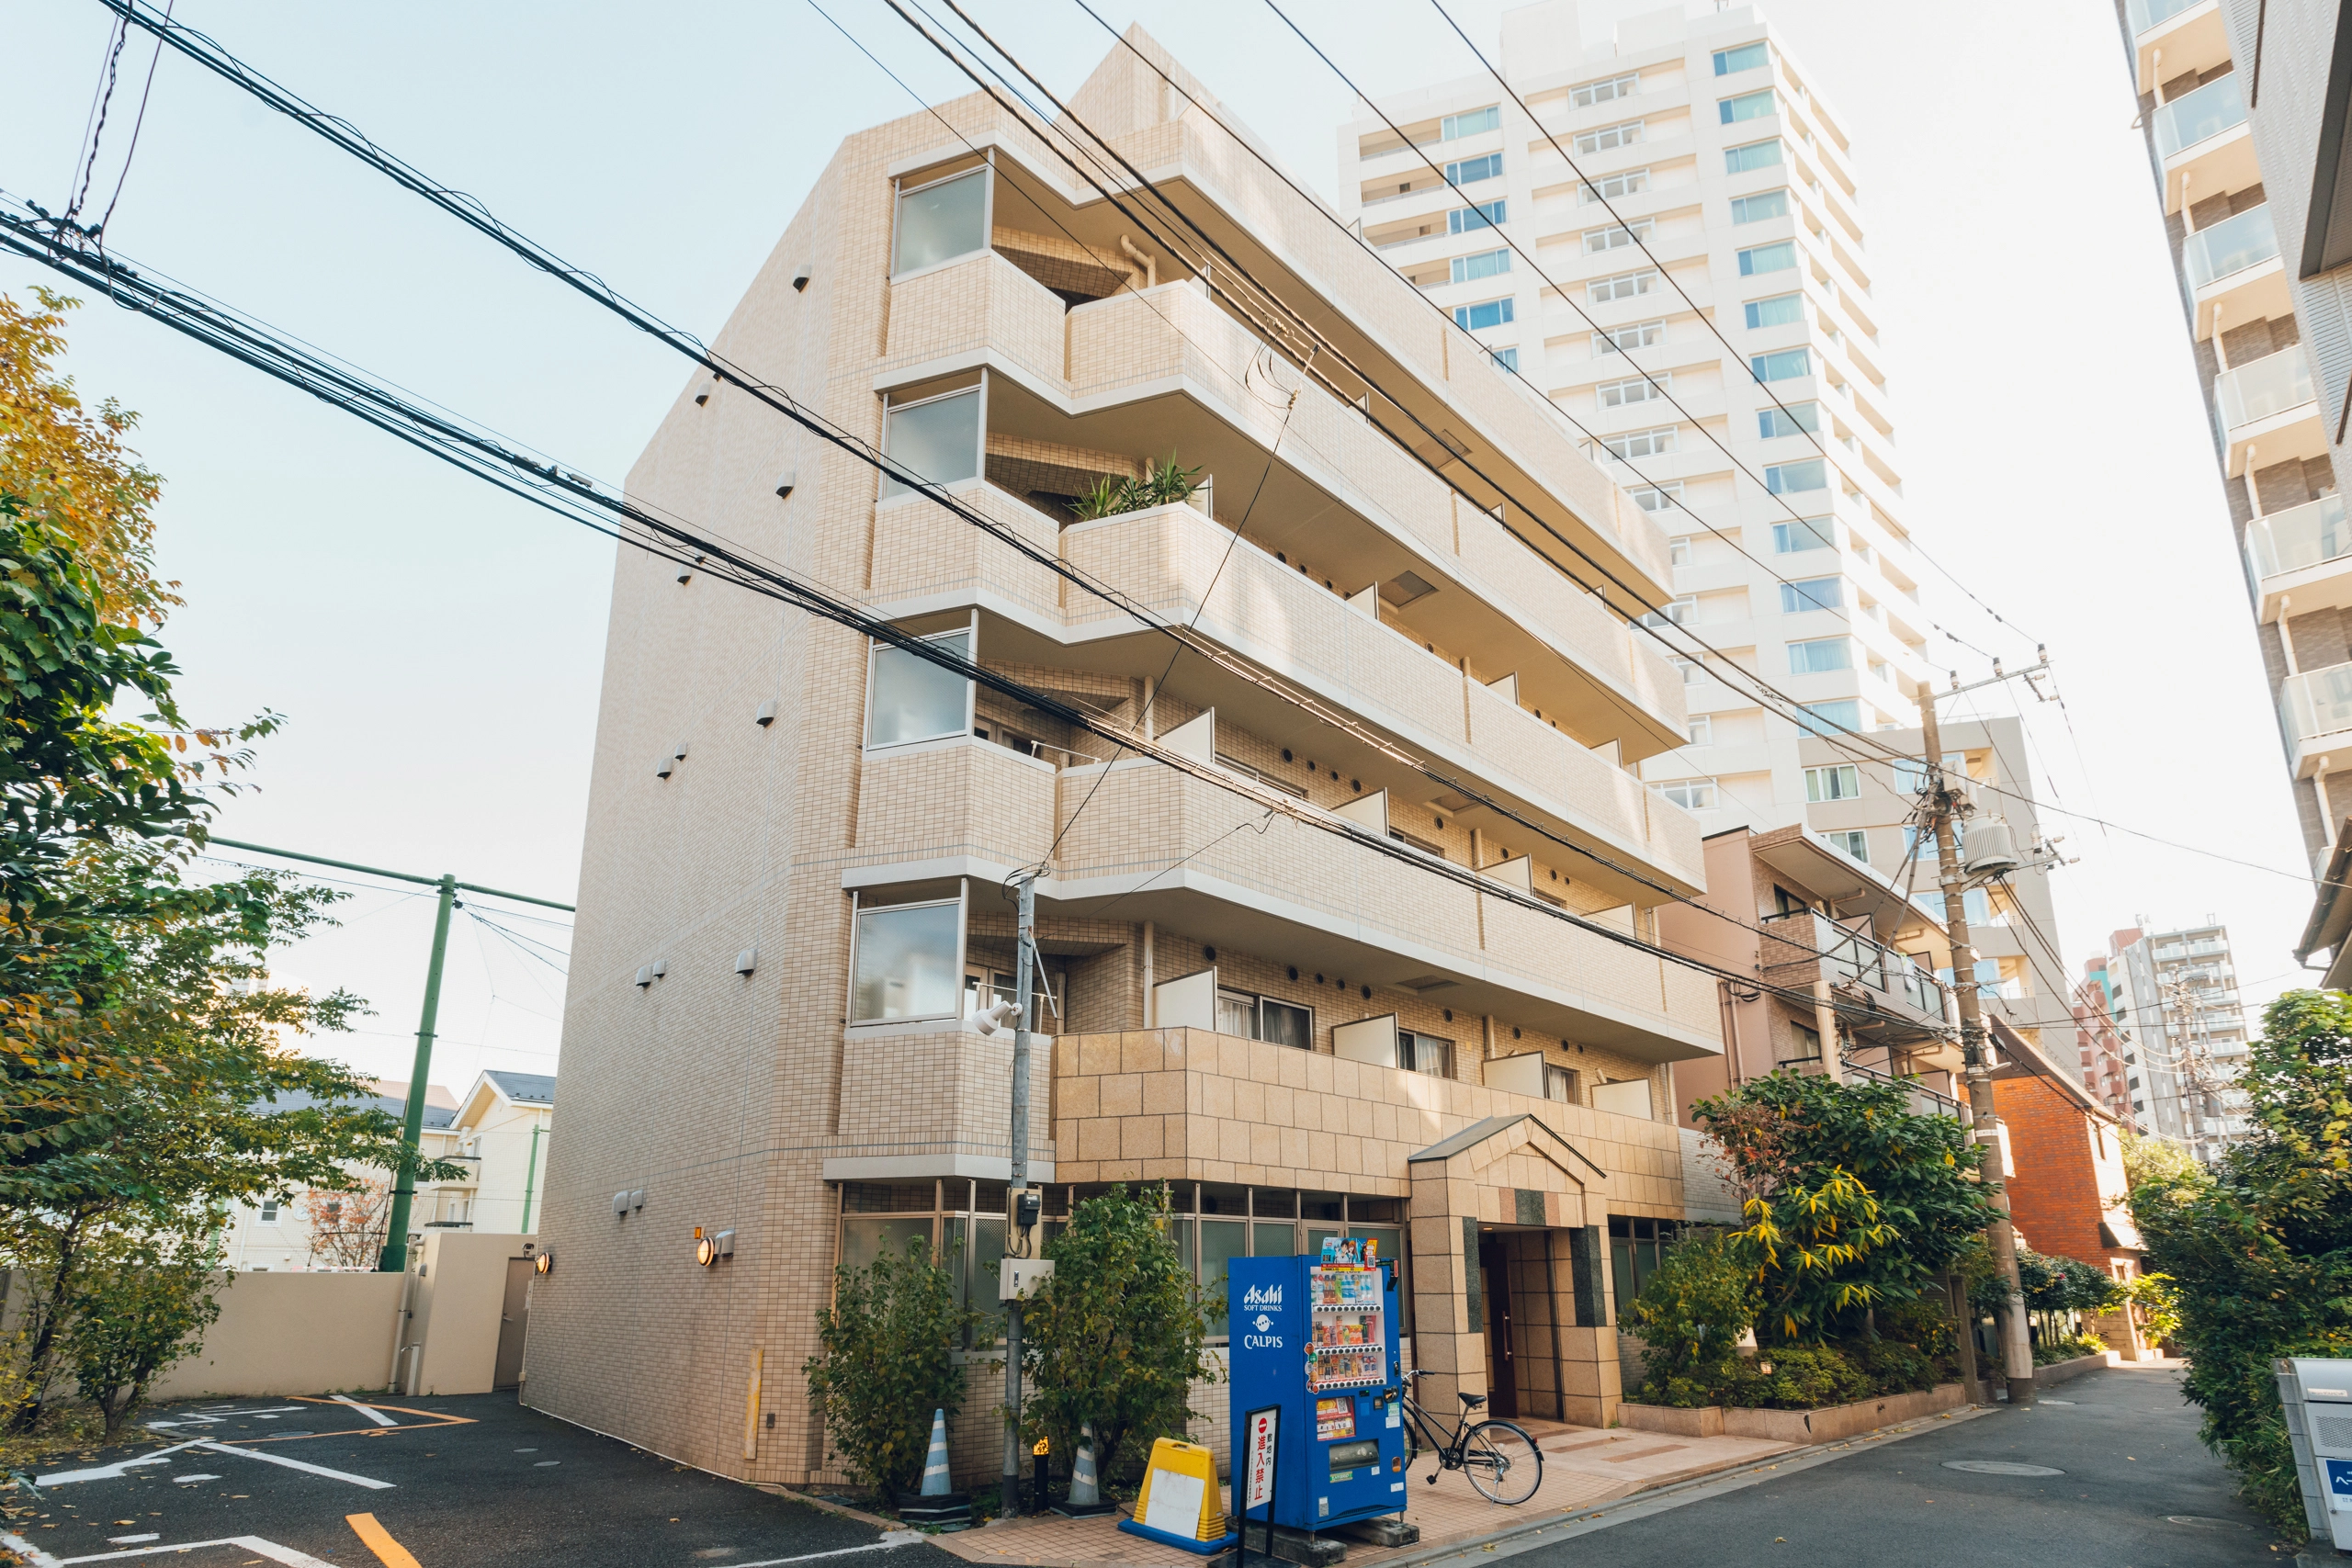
[1396,1369,1544,1505]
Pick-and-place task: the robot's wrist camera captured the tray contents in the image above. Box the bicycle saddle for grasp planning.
[1458,1391,1487,1408]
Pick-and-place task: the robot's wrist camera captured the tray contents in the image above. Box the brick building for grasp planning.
[2071,966,2135,1127]
[524,30,1726,1487]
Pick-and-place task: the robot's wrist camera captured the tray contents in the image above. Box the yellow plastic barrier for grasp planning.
[1117,1437,1236,1554]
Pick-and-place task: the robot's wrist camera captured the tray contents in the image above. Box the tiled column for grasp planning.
[1556,1224,1622,1427]
[1408,1161,1483,1413]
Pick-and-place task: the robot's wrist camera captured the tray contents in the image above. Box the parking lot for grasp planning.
[3,1393,957,1568]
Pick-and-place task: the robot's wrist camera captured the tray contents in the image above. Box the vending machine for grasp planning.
[1227,1246,1408,1533]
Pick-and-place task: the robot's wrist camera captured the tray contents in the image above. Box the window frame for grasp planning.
[1602,425,1679,461]
[1582,219,1656,254]
[1719,88,1778,124]
[1779,576,1844,614]
[1787,636,1852,674]
[1751,346,1815,382]
[1758,402,1820,440]
[1764,457,1829,494]
[1631,480,1684,513]
[1729,187,1791,225]
[1454,297,1516,332]
[1448,199,1508,234]
[846,887,970,1027]
[1713,40,1770,75]
[1593,320,1665,355]
[863,622,978,751]
[1578,169,1652,204]
[1804,763,1861,802]
[1589,268,1660,304]
[878,378,988,502]
[1725,138,1784,174]
[1443,152,1505,186]
[889,164,995,282]
[1598,370,1668,406]
[1442,105,1502,141]
[1575,119,1645,154]
[1826,828,1870,863]
[1772,517,1834,553]
[1649,776,1719,810]
[1569,72,1640,108]
[1685,713,1713,746]
[1736,241,1799,276]
[1450,247,1512,284]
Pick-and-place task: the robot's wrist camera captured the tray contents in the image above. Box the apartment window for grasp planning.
[879,385,982,500]
[1758,403,1819,439]
[1576,119,1644,154]
[1720,89,1777,124]
[1454,298,1514,331]
[1962,887,1996,926]
[1779,576,1843,613]
[1450,199,1507,233]
[1650,777,1718,809]
[1217,988,1312,1049]
[1765,457,1827,494]
[1713,40,1770,74]
[1745,292,1804,330]
[1730,188,1790,224]
[1686,714,1713,746]
[1737,241,1798,276]
[259,1199,280,1224]
[1442,105,1502,140]
[1669,535,1693,567]
[1826,828,1870,862]
[1632,481,1683,513]
[1599,372,1668,406]
[1451,247,1510,283]
[1489,345,1520,372]
[865,628,972,749]
[1797,699,1860,737]
[1589,269,1659,304]
[1444,152,1504,185]
[1594,320,1663,355]
[1580,170,1651,204]
[1399,1032,1455,1077]
[1603,425,1679,460]
[1669,657,1702,683]
[1544,1065,1580,1102]
[1789,1023,1823,1061]
[1751,347,1814,381]
[892,167,989,276]
[1570,72,1639,108]
[1772,517,1834,553]
[851,897,963,1023]
[1726,138,1783,174]
[1584,220,1654,254]
[1637,594,1695,627]
[1788,637,1852,674]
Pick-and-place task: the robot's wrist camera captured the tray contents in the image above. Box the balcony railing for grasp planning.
[2154,73,2245,159]
[1762,908,1950,1027]
[2183,204,2278,290]
[2280,660,2352,750]
[2127,0,2205,33]
[2246,494,2350,580]
[2215,345,2315,434]
[1773,1054,1962,1117]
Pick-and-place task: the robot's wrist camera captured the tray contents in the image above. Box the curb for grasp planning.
[1377,1404,1997,1568]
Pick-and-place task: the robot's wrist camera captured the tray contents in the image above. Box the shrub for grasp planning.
[2032,1332,2107,1367]
[1067,454,1204,521]
[804,1235,978,1502]
[1841,1336,1937,1394]
[1717,1346,1875,1410]
[1621,1232,1750,1395]
[66,1223,223,1435]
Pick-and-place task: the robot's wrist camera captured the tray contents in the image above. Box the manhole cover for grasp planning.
[1941,1461,2065,1476]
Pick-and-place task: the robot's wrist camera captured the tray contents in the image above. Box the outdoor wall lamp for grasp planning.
[535,1249,554,1276]
[695,1226,735,1267]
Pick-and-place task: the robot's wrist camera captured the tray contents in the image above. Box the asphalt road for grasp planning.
[1,1392,960,1568]
[1483,1365,2290,1568]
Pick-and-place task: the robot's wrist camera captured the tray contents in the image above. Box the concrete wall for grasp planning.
[401,1231,528,1397]
[149,1271,406,1401]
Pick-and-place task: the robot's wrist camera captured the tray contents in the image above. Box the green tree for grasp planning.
[1620,1231,1752,1404]
[1022,1185,1218,1483]
[66,1219,224,1434]
[804,1235,978,1503]
[1728,1168,1898,1342]
[1697,1071,1994,1339]
[2128,990,2352,1539]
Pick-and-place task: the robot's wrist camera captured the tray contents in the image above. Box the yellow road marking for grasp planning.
[346,1512,424,1568]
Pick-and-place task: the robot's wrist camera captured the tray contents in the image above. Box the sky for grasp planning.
[0,0,2307,1089]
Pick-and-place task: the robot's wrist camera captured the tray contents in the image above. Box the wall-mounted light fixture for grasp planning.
[535,1250,554,1275]
[695,1227,736,1267]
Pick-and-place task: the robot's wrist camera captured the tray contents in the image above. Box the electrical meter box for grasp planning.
[2278,1357,2352,1548]
[1227,1251,1408,1532]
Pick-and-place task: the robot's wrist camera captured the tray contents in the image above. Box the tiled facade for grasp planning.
[526,30,1723,1489]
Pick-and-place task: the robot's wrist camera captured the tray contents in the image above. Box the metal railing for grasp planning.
[2154,73,2245,159]
[2182,204,2278,290]
[2245,494,2350,580]
[1771,1054,1962,1117]
[1761,908,1950,1025]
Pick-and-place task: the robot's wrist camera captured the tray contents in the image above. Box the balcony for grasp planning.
[2128,0,2228,96]
[2245,495,2352,622]
[1773,1053,1961,1118]
[2183,205,2290,338]
[2214,345,2322,476]
[2154,74,2256,213]
[2277,659,2352,776]
[1759,908,1951,1044]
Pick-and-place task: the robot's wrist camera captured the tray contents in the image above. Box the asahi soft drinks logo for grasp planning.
[1240,1281,1283,1349]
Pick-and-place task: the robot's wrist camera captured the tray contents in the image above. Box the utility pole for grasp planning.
[209,838,574,1271]
[1915,685,2038,1408]
[1001,872,1039,1514]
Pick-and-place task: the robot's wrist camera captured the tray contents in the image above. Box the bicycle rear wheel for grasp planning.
[1461,1419,1542,1505]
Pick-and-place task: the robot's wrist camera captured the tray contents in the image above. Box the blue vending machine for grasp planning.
[1227,1248,1408,1534]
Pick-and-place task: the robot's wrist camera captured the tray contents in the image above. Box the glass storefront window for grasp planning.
[879,389,982,499]
[967,1215,1006,1348]
[865,629,970,749]
[1306,1227,1342,1258]
[841,1215,932,1275]
[850,897,962,1022]
[1200,1219,1247,1325]
[1253,1222,1297,1257]
[894,168,989,276]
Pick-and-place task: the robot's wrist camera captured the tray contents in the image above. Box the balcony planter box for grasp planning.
[2032,1350,2113,1388]
[1617,1382,1970,1444]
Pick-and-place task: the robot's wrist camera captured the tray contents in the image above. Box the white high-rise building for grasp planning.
[1337,1,1936,847]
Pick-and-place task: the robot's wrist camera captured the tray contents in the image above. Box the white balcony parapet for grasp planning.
[2128,0,2205,34]
[2215,345,2316,435]
[2278,659,2352,756]
[2154,73,2245,160]
[2183,204,2278,290]
[2246,494,2350,580]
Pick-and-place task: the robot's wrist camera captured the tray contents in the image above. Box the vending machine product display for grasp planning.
[1227,1246,1408,1531]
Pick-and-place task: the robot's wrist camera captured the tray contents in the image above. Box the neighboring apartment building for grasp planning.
[528,30,1726,1487]
[2116,0,2346,864]
[2092,920,2249,1157]
[220,1072,555,1269]
[1337,1,1940,853]
[2073,961,2138,1126]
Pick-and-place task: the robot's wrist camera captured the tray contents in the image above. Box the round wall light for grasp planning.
[535,1250,554,1276]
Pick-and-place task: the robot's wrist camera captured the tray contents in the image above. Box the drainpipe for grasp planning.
[2318,757,2334,840]
[2281,593,2300,676]
[2245,442,2264,522]
[1142,919,1156,1027]
[1813,980,1844,1084]
[518,1123,544,1234]
[1118,235,1156,288]
[1718,980,1747,1088]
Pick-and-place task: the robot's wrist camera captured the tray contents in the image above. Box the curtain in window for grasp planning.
[865,630,969,747]
[880,389,981,499]
[893,169,988,275]
[851,901,962,1022]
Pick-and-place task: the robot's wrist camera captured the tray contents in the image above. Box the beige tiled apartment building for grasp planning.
[526,31,1724,1485]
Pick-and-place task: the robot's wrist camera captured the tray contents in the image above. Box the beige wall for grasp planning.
[149,1272,407,1401]
[401,1231,529,1397]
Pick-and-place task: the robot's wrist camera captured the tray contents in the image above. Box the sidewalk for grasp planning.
[924,1416,1802,1568]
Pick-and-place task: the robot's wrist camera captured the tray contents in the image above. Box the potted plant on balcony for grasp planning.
[1069,453,1204,521]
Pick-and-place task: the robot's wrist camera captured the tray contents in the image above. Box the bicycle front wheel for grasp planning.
[1461,1420,1543,1505]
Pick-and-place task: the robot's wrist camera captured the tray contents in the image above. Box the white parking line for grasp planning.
[36,1439,209,1486]
[326,1395,398,1428]
[190,1440,392,1490]
[144,1407,307,1428]
[49,1536,336,1566]
[104,1536,158,1546]
[727,1532,925,1568]
[171,1473,222,1484]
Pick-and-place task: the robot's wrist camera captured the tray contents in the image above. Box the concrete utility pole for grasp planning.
[209,838,574,1271]
[1914,692,2038,1408]
[1001,872,1039,1512]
